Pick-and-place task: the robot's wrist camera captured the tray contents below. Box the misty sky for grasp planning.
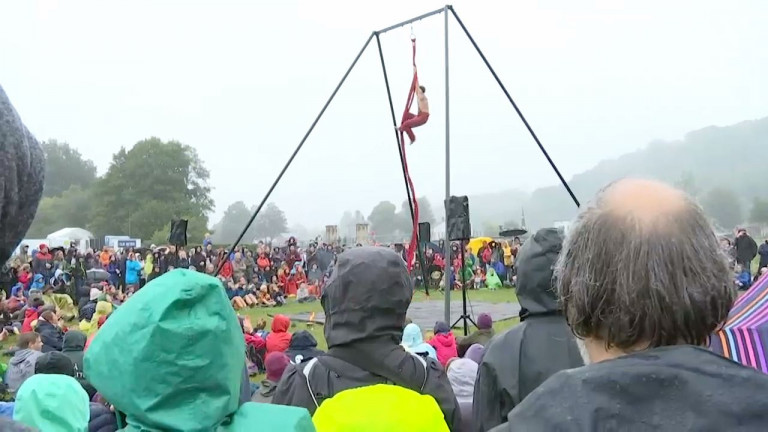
[1,0,765,229]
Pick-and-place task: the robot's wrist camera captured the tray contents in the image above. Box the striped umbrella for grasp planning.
[711,273,768,374]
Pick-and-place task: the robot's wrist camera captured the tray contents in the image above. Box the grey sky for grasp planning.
[1,0,765,229]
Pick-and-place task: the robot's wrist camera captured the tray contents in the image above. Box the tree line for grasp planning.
[28,138,214,245]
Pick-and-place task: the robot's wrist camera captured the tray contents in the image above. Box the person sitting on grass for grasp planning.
[226,277,248,310]
[0,302,21,339]
[84,270,315,431]
[5,333,44,396]
[270,284,286,306]
[253,352,291,403]
[401,323,437,361]
[35,310,64,353]
[241,316,267,376]
[21,298,44,334]
[296,283,317,303]
[266,315,292,355]
[429,321,458,367]
[457,313,494,358]
[13,374,90,431]
[61,330,87,376]
[734,263,752,291]
[285,330,324,364]
[258,285,277,307]
[273,247,460,430]
[485,268,503,291]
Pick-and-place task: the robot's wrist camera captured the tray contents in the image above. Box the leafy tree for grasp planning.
[368,201,398,238]
[41,140,97,198]
[88,138,213,240]
[26,185,93,238]
[211,201,254,245]
[749,198,768,225]
[252,203,288,240]
[701,187,743,229]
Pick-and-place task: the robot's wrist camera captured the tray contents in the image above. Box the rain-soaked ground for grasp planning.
[287,300,521,332]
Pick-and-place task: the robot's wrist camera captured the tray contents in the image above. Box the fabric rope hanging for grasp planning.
[399,36,421,272]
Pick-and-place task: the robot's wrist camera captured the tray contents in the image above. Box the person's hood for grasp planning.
[322,247,412,348]
[515,228,563,314]
[32,274,43,284]
[287,330,318,350]
[431,332,456,348]
[465,344,486,364]
[447,358,478,403]
[10,349,42,367]
[271,314,291,333]
[401,323,427,347]
[34,352,75,375]
[505,346,768,431]
[13,374,89,431]
[62,330,87,352]
[84,270,246,431]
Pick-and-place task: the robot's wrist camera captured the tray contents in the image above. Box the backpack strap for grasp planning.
[411,352,428,392]
[302,357,320,408]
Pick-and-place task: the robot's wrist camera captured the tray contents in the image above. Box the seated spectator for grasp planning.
[498,179,768,430]
[258,285,277,307]
[401,323,438,360]
[307,262,322,284]
[35,310,63,353]
[311,384,450,432]
[240,316,266,375]
[266,314,292,354]
[296,283,316,303]
[0,302,21,337]
[285,330,324,364]
[254,352,290,403]
[429,321,458,367]
[270,284,286,306]
[34,351,97,400]
[474,228,583,431]
[13,374,89,431]
[79,301,112,336]
[20,298,44,334]
[274,247,460,430]
[457,313,494,358]
[6,333,43,396]
[61,330,87,376]
[77,288,100,321]
[84,270,315,430]
[447,358,479,432]
[485,267,502,290]
[464,344,485,365]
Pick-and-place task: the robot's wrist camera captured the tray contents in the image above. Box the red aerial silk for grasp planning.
[399,38,421,273]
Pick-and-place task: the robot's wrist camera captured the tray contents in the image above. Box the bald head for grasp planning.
[602,179,687,223]
[557,178,733,353]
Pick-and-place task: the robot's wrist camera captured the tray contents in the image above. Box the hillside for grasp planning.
[465,116,768,231]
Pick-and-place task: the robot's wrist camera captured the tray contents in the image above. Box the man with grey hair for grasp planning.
[491,179,768,431]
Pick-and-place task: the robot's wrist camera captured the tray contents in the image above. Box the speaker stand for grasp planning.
[450,243,476,336]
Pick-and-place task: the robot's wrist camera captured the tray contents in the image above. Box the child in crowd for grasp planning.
[258,285,276,307]
[735,264,752,291]
[265,315,292,354]
[21,298,45,334]
[270,284,286,306]
[8,283,26,313]
[429,321,458,367]
[17,264,32,290]
[240,316,266,375]
[254,318,269,340]
[473,268,485,290]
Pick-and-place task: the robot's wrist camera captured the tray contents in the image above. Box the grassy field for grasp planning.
[0,288,521,370]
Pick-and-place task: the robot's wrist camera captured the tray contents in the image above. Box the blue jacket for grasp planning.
[737,271,752,289]
[125,260,142,285]
[0,402,14,418]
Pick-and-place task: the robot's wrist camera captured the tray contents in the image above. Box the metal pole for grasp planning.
[443,5,452,324]
[374,33,430,294]
[216,33,375,275]
[376,7,446,35]
[448,6,580,208]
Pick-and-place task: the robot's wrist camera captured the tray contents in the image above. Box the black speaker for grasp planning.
[169,219,189,246]
[418,222,431,243]
[445,195,471,241]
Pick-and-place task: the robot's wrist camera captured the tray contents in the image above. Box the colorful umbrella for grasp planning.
[711,273,768,374]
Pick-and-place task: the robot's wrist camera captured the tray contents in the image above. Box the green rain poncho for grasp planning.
[84,269,315,431]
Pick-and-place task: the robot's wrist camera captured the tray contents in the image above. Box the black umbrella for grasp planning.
[499,228,528,237]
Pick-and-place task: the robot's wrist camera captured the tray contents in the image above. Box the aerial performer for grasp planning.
[399,66,429,144]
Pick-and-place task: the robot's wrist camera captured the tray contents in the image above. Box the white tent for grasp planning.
[47,227,95,241]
